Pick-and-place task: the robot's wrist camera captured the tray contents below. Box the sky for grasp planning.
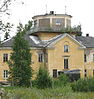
[1,0,94,38]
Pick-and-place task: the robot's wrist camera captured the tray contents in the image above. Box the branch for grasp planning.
[0,0,11,12]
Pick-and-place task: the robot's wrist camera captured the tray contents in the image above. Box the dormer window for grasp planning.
[64,45,69,52]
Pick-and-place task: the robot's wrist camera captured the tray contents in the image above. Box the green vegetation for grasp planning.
[61,25,82,36]
[1,75,94,99]
[1,86,94,99]
[71,78,94,92]
[8,21,32,87]
[35,66,52,89]
[52,74,70,88]
[58,74,70,85]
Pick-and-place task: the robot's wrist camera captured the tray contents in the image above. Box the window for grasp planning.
[64,45,69,52]
[3,70,9,79]
[93,54,94,62]
[38,53,44,62]
[56,20,61,25]
[84,54,87,62]
[84,69,87,77]
[93,70,94,77]
[55,18,62,25]
[64,59,68,69]
[53,69,57,78]
[3,54,8,62]
[34,20,37,27]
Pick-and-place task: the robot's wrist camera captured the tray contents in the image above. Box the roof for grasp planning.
[1,33,94,49]
[42,33,85,48]
[76,36,94,48]
[1,34,44,48]
[30,27,64,34]
[59,69,80,74]
[30,27,82,36]
[32,13,72,19]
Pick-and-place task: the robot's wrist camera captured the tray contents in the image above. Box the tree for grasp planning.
[0,0,16,40]
[36,66,52,89]
[8,21,32,87]
[0,0,25,40]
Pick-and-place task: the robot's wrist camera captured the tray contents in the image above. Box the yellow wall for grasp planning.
[0,36,86,81]
[47,36,84,78]
[36,32,59,40]
[31,49,43,79]
[0,49,12,81]
[84,62,94,77]
[1,34,94,81]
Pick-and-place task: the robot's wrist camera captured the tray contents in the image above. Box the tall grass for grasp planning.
[2,86,94,99]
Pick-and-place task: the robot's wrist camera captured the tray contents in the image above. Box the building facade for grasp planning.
[0,11,94,81]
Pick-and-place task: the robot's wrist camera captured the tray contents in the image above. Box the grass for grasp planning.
[1,85,94,99]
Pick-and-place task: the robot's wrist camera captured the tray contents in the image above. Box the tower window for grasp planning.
[34,20,37,27]
[64,45,69,52]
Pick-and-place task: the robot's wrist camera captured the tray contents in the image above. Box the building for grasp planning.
[0,11,94,81]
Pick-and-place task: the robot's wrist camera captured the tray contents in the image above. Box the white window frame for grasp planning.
[64,45,69,52]
[3,70,9,79]
[3,53,8,62]
[38,53,44,62]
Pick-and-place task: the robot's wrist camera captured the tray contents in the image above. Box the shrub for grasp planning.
[52,74,70,88]
[71,78,94,92]
[58,74,70,85]
[36,67,52,89]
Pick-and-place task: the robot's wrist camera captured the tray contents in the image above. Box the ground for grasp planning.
[1,86,94,99]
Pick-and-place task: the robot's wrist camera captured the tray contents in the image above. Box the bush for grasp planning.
[52,74,70,88]
[71,78,94,92]
[58,74,70,85]
[36,67,52,89]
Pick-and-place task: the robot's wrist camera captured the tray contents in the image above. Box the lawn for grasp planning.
[1,86,94,99]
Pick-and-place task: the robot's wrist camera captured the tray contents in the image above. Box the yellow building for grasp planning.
[0,11,94,82]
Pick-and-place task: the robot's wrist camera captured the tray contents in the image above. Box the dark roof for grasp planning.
[1,38,14,47]
[76,36,94,48]
[1,34,94,48]
[32,14,72,19]
[1,34,44,48]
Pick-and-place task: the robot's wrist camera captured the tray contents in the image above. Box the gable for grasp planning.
[47,34,86,49]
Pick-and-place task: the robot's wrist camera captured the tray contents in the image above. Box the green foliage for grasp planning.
[62,25,82,36]
[58,74,70,85]
[0,0,16,40]
[0,21,13,40]
[53,74,70,88]
[8,21,32,87]
[71,78,94,92]
[36,66,52,89]
[1,86,94,99]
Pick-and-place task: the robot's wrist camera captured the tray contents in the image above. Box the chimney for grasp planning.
[86,34,89,37]
[50,11,54,14]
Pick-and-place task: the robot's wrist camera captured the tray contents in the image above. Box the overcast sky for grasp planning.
[1,0,94,37]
